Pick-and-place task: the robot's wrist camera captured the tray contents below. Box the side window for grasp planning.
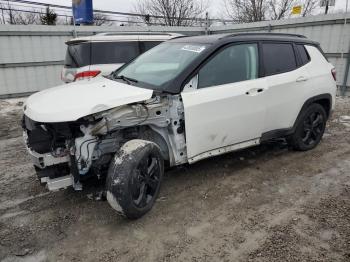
[140,41,162,53]
[296,44,310,65]
[198,43,259,89]
[262,43,297,76]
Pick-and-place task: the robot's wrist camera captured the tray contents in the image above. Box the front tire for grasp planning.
[106,140,164,219]
[288,103,327,151]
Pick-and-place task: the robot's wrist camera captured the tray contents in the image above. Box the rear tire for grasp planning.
[288,103,327,151]
[106,140,164,219]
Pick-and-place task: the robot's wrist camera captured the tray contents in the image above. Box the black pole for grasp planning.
[325,0,329,14]
[341,49,350,96]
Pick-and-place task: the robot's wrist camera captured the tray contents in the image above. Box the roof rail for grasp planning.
[224,32,307,39]
[94,32,183,37]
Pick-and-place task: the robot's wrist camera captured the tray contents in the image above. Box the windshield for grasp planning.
[112,42,208,91]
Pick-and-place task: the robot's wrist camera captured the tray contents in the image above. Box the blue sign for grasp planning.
[72,0,93,25]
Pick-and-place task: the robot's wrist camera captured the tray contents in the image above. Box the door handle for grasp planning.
[246,88,265,96]
[296,76,308,82]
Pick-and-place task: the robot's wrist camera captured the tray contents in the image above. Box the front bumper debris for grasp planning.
[46,175,73,191]
[28,147,69,169]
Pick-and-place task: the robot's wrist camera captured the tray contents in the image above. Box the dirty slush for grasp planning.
[0,97,350,262]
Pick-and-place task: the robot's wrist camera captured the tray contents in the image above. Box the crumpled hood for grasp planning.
[24,77,153,123]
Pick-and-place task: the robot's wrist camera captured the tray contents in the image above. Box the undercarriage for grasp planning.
[23,95,187,191]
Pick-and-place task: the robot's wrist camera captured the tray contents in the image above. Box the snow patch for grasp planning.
[0,98,26,116]
[123,139,148,152]
[106,191,124,213]
[338,115,350,128]
[114,139,149,165]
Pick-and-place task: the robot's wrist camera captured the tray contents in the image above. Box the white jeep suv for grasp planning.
[23,33,337,219]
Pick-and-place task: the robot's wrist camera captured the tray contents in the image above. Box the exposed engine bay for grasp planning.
[23,95,187,191]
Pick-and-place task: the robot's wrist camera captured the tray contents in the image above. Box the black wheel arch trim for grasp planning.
[294,93,332,123]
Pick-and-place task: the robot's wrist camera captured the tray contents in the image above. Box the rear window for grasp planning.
[64,41,141,68]
[262,43,297,76]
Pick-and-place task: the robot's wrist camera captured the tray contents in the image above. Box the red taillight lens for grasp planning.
[331,68,336,81]
[74,70,101,81]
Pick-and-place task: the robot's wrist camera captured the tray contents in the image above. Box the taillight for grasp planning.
[331,68,336,81]
[74,70,101,81]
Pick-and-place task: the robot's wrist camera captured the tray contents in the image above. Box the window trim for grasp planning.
[260,41,299,77]
[294,43,311,67]
[182,41,260,90]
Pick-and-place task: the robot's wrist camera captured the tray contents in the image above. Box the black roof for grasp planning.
[170,32,319,46]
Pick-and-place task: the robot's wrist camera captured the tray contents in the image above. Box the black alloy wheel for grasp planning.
[288,103,327,151]
[131,154,161,208]
[301,111,325,146]
[106,140,164,219]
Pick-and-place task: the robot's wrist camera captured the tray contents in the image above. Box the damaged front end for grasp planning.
[22,95,187,191]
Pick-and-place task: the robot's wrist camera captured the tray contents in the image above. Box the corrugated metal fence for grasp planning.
[0,13,349,97]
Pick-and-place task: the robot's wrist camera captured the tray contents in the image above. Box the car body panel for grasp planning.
[182,78,269,161]
[24,77,153,123]
[262,45,336,132]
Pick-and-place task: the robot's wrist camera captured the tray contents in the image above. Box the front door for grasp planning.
[181,43,268,163]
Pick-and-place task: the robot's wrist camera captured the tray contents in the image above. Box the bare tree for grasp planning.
[300,0,318,17]
[0,1,41,25]
[4,0,14,24]
[268,0,297,20]
[224,0,267,23]
[224,0,318,23]
[0,3,6,24]
[13,11,40,25]
[134,0,208,26]
[93,13,113,26]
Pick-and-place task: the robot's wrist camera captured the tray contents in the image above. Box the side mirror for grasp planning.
[183,75,198,92]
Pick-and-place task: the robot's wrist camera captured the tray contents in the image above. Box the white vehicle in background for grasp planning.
[61,32,182,83]
[23,33,336,219]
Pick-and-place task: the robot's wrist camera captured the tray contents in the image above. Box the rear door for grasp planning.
[182,43,269,163]
[261,42,311,133]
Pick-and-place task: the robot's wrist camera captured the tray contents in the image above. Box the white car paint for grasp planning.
[181,78,269,161]
[182,46,336,163]
[24,77,153,123]
[262,45,336,133]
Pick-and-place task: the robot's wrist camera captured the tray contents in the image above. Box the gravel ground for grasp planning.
[0,97,350,262]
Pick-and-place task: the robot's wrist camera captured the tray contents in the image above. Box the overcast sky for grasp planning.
[11,0,350,18]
